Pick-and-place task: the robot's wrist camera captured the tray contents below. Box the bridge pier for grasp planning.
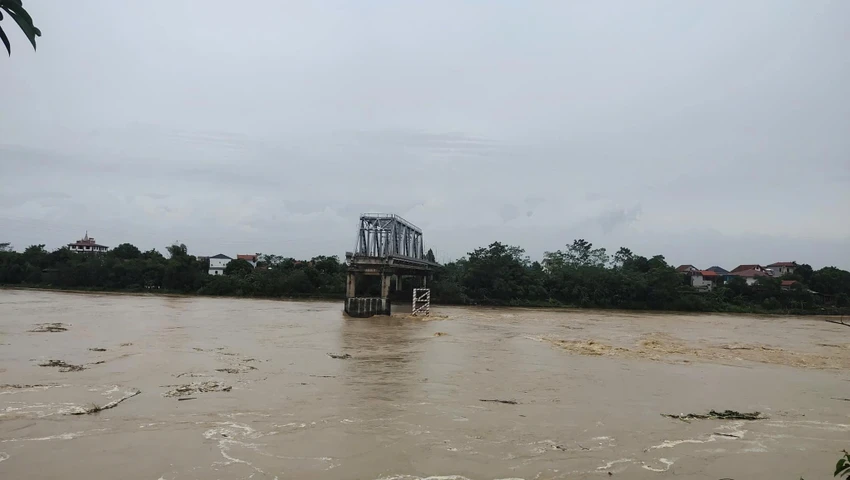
[346,272,356,299]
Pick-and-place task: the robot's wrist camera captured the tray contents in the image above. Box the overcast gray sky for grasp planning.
[2,0,848,268]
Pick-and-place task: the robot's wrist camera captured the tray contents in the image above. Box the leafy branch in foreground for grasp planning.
[0,0,41,56]
[836,450,850,478]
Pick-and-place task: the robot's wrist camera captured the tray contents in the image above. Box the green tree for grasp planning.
[0,242,12,252]
[426,248,436,263]
[225,259,254,277]
[166,243,189,259]
[0,0,40,56]
[545,239,609,269]
[810,267,850,295]
[796,263,814,284]
[463,242,532,303]
[111,243,142,260]
[611,247,634,269]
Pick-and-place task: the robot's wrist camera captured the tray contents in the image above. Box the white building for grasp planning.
[690,270,720,291]
[208,254,232,275]
[68,232,108,254]
[767,262,798,277]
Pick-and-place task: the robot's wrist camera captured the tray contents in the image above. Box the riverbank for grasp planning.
[4,283,848,317]
[0,284,343,303]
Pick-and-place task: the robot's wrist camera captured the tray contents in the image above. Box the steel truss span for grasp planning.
[354,214,425,261]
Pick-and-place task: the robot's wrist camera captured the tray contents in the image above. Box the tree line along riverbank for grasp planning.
[1,240,848,315]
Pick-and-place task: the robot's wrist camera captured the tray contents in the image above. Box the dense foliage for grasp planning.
[1,239,848,314]
[0,243,346,299]
[429,240,849,314]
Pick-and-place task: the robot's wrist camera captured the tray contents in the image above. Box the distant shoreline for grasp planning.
[0,285,342,304]
[3,284,847,317]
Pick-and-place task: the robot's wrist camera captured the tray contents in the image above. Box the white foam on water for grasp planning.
[642,458,674,472]
[596,458,634,471]
[2,428,108,442]
[378,476,485,480]
[648,438,713,450]
[647,426,747,451]
[203,422,267,476]
[764,420,850,432]
[0,452,9,463]
[273,422,306,429]
[140,422,167,429]
[103,385,120,395]
[0,384,68,395]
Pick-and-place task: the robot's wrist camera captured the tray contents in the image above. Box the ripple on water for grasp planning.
[378,477,525,480]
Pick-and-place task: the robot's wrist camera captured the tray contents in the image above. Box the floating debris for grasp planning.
[29,323,68,333]
[69,390,141,415]
[120,343,133,347]
[0,383,58,389]
[480,399,519,405]
[434,332,448,337]
[88,348,107,352]
[38,360,85,372]
[177,397,197,401]
[328,353,352,360]
[661,410,765,421]
[163,381,232,398]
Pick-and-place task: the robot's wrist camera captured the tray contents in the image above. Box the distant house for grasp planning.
[767,262,798,277]
[676,264,699,274]
[705,266,734,283]
[781,280,801,291]
[691,270,721,291]
[208,254,232,275]
[730,264,771,275]
[236,254,259,268]
[68,232,108,254]
[731,268,771,286]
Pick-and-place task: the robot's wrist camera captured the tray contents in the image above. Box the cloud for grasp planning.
[0,1,847,268]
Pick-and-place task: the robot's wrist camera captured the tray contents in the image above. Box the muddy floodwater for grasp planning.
[1,290,849,479]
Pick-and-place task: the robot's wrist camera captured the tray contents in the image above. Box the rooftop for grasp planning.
[768,262,798,267]
[68,232,108,248]
[733,269,770,278]
[210,254,232,260]
[731,264,763,273]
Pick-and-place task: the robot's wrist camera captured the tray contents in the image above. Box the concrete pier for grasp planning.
[344,297,391,317]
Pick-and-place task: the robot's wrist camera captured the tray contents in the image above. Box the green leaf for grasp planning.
[0,25,9,56]
[837,458,849,477]
[4,8,40,51]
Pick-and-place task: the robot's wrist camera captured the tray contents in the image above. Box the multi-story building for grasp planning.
[68,233,108,254]
[208,254,233,275]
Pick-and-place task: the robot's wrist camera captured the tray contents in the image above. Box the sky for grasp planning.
[2,0,848,269]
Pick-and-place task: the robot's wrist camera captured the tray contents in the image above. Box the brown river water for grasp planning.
[1,289,849,479]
